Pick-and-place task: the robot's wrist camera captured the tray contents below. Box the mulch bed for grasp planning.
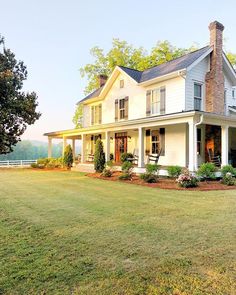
[87,171,236,191]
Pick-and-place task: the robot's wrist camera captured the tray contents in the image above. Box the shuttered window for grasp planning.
[150,128,165,155]
[146,87,166,116]
[115,97,129,121]
[91,104,102,125]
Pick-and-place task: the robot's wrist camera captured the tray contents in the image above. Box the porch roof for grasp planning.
[44,110,236,139]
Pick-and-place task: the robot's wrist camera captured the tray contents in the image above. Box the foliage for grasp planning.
[31,157,63,169]
[197,162,216,180]
[140,173,158,183]
[221,172,236,186]
[101,168,112,177]
[0,36,41,154]
[145,163,160,174]
[221,164,236,177]
[226,52,236,68]
[119,161,133,180]
[94,139,105,172]
[167,165,182,178]
[121,161,133,172]
[120,152,133,163]
[63,145,73,168]
[106,160,114,168]
[37,157,50,167]
[72,103,83,128]
[0,140,63,160]
[176,169,198,188]
[140,163,159,183]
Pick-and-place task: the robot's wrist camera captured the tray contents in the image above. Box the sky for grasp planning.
[1,0,236,141]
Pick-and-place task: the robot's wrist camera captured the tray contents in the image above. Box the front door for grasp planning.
[115,133,127,162]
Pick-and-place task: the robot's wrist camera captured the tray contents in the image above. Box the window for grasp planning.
[232,88,235,99]
[151,130,160,154]
[91,104,102,125]
[119,98,125,119]
[120,79,124,88]
[148,87,165,115]
[194,83,202,111]
[224,89,227,114]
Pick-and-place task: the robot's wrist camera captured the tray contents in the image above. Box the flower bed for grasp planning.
[87,171,236,191]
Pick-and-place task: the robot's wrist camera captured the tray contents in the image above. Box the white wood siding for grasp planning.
[185,56,210,111]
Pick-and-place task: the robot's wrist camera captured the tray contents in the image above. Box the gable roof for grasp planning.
[78,46,215,103]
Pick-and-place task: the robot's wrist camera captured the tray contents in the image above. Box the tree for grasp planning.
[63,144,73,168]
[0,35,41,154]
[72,103,83,128]
[94,138,105,173]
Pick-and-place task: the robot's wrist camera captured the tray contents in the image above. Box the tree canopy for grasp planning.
[0,36,41,154]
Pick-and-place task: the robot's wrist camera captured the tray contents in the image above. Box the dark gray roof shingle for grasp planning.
[79,46,211,103]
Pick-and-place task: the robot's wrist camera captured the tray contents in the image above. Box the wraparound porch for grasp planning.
[44,111,236,171]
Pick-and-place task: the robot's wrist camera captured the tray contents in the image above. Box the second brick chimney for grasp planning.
[205,21,225,114]
[98,74,108,87]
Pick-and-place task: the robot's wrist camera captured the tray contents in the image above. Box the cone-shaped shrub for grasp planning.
[94,138,105,172]
[63,144,73,169]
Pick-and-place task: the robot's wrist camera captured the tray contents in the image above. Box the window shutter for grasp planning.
[146,90,151,116]
[91,106,94,125]
[124,96,129,120]
[115,99,119,121]
[99,104,102,124]
[160,128,165,156]
[160,87,166,115]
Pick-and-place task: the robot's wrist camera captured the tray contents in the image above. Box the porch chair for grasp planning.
[127,148,139,164]
[207,148,221,167]
[147,149,162,165]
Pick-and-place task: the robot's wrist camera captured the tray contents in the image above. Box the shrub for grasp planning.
[197,162,216,180]
[167,165,182,178]
[221,172,236,186]
[101,168,112,177]
[120,152,133,163]
[94,139,105,173]
[140,164,159,183]
[119,173,132,180]
[119,161,133,180]
[31,163,40,168]
[176,169,198,188]
[63,145,73,169]
[106,160,114,168]
[221,165,236,177]
[47,157,63,168]
[140,173,158,183]
[146,164,160,174]
[37,158,50,167]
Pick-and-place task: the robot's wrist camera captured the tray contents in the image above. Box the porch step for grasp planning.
[72,163,95,173]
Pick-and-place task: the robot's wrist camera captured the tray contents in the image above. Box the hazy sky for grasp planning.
[1,0,236,141]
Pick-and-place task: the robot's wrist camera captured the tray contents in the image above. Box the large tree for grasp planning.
[0,36,41,154]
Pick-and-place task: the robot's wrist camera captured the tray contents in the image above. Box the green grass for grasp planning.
[0,169,235,295]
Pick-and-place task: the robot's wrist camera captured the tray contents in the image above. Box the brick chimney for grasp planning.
[98,74,108,87]
[205,21,225,114]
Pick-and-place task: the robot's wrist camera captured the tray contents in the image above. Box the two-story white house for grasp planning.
[45,21,236,171]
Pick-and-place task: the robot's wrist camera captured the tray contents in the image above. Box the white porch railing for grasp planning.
[0,160,37,167]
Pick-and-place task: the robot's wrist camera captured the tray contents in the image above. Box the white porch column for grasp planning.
[188,121,197,171]
[48,137,52,158]
[105,131,110,162]
[72,139,76,162]
[138,127,145,168]
[221,125,229,167]
[62,136,67,156]
[81,134,86,163]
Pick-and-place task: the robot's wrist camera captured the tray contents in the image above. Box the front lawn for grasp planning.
[0,169,235,294]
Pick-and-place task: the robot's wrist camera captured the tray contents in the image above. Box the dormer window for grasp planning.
[120,79,124,88]
[194,83,202,111]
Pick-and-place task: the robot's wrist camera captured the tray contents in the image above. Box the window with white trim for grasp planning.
[194,83,202,111]
[151,89,161,114]
[91,104,102,125]
[151,130,160,154]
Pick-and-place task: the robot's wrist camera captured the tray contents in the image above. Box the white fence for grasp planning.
[0,160,37,167]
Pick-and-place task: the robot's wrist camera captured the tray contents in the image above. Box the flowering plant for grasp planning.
[222,172,235,186]
[176,169,198,188]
